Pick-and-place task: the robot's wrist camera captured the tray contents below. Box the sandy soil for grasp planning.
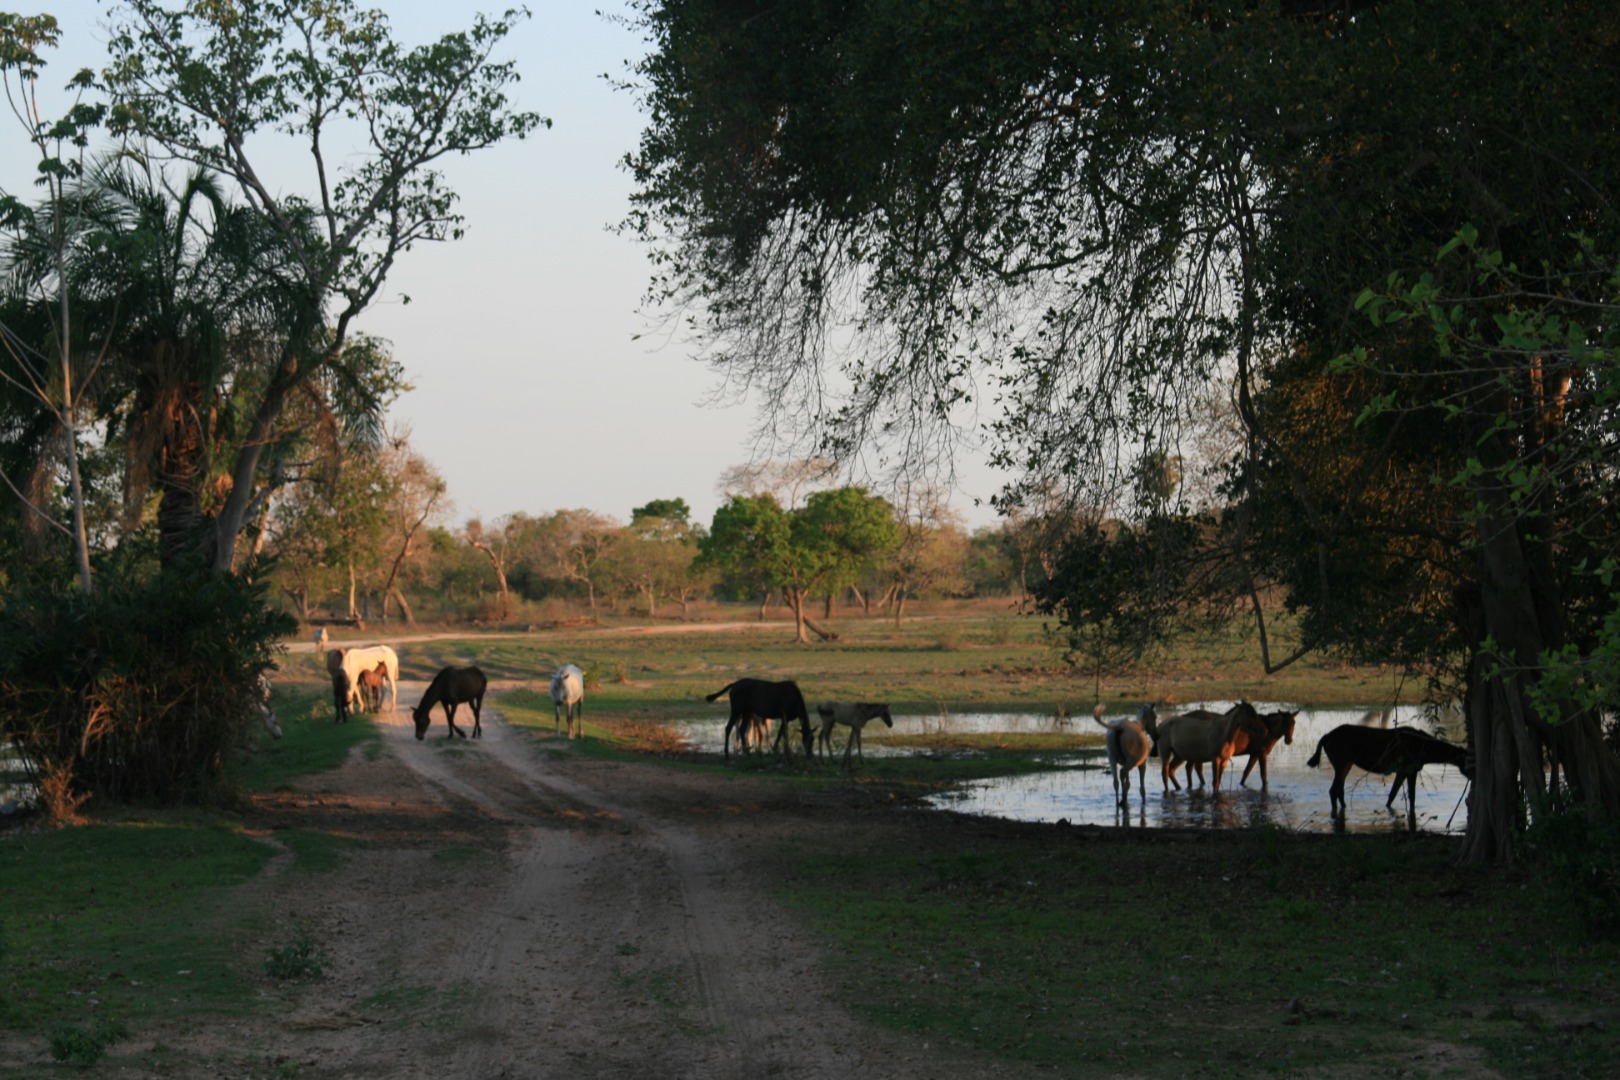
[181,686,1006,1079]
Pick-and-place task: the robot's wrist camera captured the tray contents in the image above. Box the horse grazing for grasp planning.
[1307,724,1470,818]
[1148,702,1263,792]
[706,679,813,760]
[413,666,489,741]
[550,664,585,739]
[1094,704,1155,805]
[327,645,400,713]
[815,702,893,768]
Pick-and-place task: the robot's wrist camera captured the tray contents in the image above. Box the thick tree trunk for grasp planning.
[1460,480,1620,864]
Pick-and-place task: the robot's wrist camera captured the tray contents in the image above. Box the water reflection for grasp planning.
[1,744,35,813]
[676,702,1471,835]
[926,704,1470,835]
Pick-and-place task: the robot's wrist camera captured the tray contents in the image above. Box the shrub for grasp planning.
[47,1019,129,1066]
[263,935,328,980]
[0,568,294,816]
[1526,806,1620,934]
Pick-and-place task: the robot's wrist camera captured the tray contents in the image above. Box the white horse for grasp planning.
[313,626,328,652]
[814,701,893,768]
[550,664,585,738]
[258,675,282,739]
[1093,703,1153,805]
[326,645,400,713]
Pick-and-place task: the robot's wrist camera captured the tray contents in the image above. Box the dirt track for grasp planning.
[220,686,999,1079]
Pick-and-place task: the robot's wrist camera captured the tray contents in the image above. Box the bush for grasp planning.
[47,1019,129,1065]
[263,935,328,980]
[0,569,295,815]
[1526,806,1620,934]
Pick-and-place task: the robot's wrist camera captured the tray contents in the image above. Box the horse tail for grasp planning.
[1306,736,1327,769]
[705,682,737,703]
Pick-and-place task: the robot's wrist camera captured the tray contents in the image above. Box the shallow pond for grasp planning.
[677,703,1471,835]
[1,744,35,813]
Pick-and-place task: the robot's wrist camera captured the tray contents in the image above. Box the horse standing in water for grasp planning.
[1307,724,1471,819]
[413,666,489,740]
[1093,704,1155,805]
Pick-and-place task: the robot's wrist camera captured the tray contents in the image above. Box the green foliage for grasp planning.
[47,1018,130,1066]
[0,568,294,811]
[1525,807,1620,934]
[1032,513,1220,675]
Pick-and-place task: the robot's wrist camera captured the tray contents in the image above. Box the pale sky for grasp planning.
[8,1,1008,530]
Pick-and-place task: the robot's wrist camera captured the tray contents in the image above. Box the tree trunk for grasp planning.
[894,585,908,627]
[1459,479,1620,864]
[758,589,770,621]
[347,562,359,621]
[788,588,810,643]
[390,586,417,628]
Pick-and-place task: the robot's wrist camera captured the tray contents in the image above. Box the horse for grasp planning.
[1176,707,1297,789]
[1093,703,1155,805]
[413,666,489,740]
[330,667,352,724]
[357,662,388,713]
[257,675,282,739]
[1146,702,1262,792]
[814,702,893,768]
[1307,723,1471,818]
[327,645,400,713]
[550,664,585,739]
[1234,709,1297,788]
[705,679,813,760]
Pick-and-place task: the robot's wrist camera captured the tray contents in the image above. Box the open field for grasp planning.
[3,605,1614,1077]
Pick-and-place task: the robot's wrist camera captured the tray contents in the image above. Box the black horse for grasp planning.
[413,666,488,740]
[331,669,352,724]
[705,678,813,759]
[1306,724,1470,818]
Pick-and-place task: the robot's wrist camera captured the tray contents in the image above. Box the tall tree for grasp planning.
[0,13,107,592]
[628,0,1620,857]
[98,0,546,573]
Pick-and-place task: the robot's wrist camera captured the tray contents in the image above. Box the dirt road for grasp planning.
[228,687,997,1079]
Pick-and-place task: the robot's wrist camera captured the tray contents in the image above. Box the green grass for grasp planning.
[351,600,1412,718]
[777,828,1620,1076]
[234,685,379,793]
[0,823,275,1036]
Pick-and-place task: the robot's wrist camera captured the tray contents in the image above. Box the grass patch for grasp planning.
[776,826,1620,1075]
[279,829,366,873]
[0,822,274,1037]
[235,686,379,793]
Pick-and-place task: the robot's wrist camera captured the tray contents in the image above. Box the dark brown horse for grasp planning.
[1306,724,1470,818]
[706,679,813,759]
[413,666,488,740]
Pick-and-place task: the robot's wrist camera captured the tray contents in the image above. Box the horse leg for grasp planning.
[1384,772,1405,810]
[1329,764,1348,817]
[471,697,483,738]
[445,703,464,739]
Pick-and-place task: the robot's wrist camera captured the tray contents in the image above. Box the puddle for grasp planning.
[927,704,1470,834]
[1,744,36,814]
[677,703,1471,835]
